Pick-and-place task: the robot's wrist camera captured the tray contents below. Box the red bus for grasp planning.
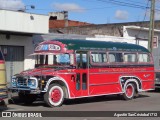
[10,39,155,107]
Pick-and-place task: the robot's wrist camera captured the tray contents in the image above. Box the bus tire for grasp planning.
[122,83,135,100]
[44,84,64,107]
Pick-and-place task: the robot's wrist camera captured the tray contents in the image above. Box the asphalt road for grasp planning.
[1,90,160,120]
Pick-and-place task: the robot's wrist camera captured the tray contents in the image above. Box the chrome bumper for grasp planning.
[9,87,41,94]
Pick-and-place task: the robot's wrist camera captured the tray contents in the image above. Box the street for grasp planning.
[1,90,160,120]
[3,90,160,111]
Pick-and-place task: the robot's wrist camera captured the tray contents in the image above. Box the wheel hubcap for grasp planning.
[126,85,133,97]
[50,88,61,103]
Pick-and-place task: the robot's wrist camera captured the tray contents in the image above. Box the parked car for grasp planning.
[0,49,7,102]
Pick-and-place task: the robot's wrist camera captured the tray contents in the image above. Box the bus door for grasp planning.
[75,51,89,97]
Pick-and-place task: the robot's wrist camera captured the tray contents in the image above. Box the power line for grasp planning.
[136,0,150,38]
[123,0,147,5]
[93,0,160,12]
[85,0,147,9]
[86,0,145,5]
[96,0,149,9]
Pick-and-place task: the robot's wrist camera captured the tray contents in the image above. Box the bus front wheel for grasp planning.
[122,83,135,100]
[44,84,64,107]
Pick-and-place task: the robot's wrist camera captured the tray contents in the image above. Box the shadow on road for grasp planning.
[148,89,160,93]
[64,95,122,105]
[0,100,8,112]
[8,93,150,108]
[8,96,48,107]
[64,94,149,105]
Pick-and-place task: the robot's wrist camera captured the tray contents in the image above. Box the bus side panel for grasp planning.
[137,67,155,90]
[89,67,155,95]
[89,68,123,95]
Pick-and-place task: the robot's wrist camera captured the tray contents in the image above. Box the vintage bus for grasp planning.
[10,39,155,107]
[0,49,7,102]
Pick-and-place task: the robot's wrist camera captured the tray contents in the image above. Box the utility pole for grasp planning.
[148,0,155,52]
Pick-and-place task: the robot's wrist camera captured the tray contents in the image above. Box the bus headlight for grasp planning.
[11,76,17,87]
[28,78,37,88]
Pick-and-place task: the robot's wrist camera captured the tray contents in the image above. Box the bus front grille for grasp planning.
[17,78,27,87]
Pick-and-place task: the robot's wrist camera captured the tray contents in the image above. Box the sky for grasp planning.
[0,0,160,24]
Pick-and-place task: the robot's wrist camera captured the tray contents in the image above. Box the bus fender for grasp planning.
[120,78,142,92]
[43,76,71,98]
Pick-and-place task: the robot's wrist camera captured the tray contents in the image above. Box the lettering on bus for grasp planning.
[35,44,61,51]
[99,68,146,73]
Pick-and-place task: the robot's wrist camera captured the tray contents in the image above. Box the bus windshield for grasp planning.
[35,53,74,67]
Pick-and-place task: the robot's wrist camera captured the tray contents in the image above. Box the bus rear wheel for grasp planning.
[123,83,135,100]
[44,84,64,107]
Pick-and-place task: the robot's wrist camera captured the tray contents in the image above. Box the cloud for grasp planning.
[52,3,85,12]
[115,10,129,20]
[0,0,25,10]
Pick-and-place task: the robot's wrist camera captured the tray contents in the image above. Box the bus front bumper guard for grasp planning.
[0,95,8,100]
[9,87,41,94]
[0,88,7,92]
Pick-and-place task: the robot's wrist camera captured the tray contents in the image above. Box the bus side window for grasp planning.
[138,53,150,62]
[76,53,80,68]
[91,52,107,63]
[76,53,87,69]
[82,54,87,68]
[109,53,116,62]
[109,53,123,62]
[124,53,136,62]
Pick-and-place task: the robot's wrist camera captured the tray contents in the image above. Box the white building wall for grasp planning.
[0,34,35,70]
[123,26,160,69]
[123,26,160,48]
[86,35,136,44]
[0,10,49,34]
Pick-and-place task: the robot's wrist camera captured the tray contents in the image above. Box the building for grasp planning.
[0,10,49,82]
[49,21,160,37]
[49,11,92,29]
[49,20,92,29]
[49,20,160,70]
[49,11,68,20]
